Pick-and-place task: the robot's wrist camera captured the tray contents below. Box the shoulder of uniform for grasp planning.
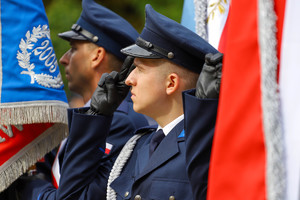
[115,99,130,114]
[135,125,157,135]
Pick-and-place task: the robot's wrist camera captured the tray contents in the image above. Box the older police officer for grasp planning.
[15,0,148,199]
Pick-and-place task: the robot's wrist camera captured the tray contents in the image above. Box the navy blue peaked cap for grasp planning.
[121,4,218,73]
[58,0,138,60]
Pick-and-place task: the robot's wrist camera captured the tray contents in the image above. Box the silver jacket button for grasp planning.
[124,191,129,197]
[134,194,142,200]
[169,195,175,200]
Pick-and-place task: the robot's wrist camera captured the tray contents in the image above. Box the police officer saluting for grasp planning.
[86,4,218,199]
[15,0,148,199]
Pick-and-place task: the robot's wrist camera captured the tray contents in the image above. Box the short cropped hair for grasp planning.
[161,59,199,90]
[87,42,123,72]
[106,52,123,72]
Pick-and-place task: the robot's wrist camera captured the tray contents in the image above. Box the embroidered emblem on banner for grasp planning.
[0,125,23,143]
[16,25,63,88]
[207,0,228,23]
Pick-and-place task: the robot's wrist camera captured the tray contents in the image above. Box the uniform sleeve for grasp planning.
[20,107,140,200]
[36,108,113,200]
[182,89,218,200]
[35,148,58,182]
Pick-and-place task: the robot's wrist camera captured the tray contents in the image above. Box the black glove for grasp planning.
[195,52,223,99]
[87,56,136,116]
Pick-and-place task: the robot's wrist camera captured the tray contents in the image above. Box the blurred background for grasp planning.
[43,0,184,101]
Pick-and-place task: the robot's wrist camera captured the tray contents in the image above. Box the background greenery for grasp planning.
[43,0,184,100]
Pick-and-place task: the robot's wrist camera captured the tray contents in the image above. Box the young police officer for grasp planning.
[87,4,219,199]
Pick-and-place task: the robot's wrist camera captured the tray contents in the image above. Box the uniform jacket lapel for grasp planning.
[109,126,156,197]
[136,143,150,175]
[135,120,184,181]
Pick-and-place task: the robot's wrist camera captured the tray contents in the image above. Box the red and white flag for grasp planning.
[207,0,300,199]
[206,0,230,52]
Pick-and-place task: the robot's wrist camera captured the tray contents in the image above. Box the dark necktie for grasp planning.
[149,129,165,157]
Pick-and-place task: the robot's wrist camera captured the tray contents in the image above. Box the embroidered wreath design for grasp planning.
[17,25,63,88]
[207,0,228,23]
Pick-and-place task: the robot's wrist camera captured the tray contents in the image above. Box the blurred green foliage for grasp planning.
[43,0,184,100]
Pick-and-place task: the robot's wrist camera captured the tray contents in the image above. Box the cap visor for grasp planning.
[121,44,162,58]
[58,30,87,41]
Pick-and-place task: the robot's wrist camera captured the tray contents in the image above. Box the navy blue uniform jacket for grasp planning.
[19,96,148,200]
[19,90,217,200]
[109,90,218,200]
[110,120,193,200]
[183,89,218,200]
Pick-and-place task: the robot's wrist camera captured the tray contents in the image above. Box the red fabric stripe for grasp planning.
[51,172,59,189]
[0,123,53,166]
[105,148,111,155]
[217,10,229,53]
[207,0,266,199]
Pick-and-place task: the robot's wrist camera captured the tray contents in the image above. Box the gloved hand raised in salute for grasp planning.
[195,52,223,99]
[87,56,136,116]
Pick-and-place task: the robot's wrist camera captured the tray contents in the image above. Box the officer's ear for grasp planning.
[91,46,106,69]
[166,72,179,95]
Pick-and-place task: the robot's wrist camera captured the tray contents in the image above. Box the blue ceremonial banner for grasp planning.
[0,0,69,191]
[1,1,67,104]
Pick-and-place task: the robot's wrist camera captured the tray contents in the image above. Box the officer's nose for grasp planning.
[59,49,71,67]
[125,68,136,86]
